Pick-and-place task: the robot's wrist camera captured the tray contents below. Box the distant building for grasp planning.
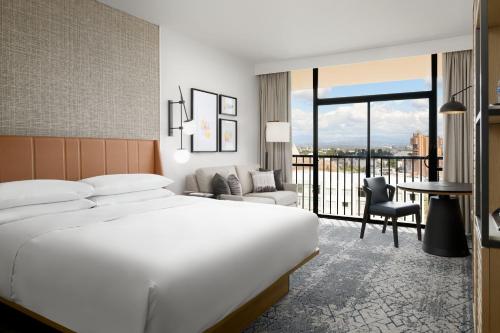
[410,132,443,177]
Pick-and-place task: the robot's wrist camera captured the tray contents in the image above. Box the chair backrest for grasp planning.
[364,177,389,204]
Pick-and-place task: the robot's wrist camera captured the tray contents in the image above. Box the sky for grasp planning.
[292,78,444,148]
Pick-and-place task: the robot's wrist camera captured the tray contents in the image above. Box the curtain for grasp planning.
[443,50,473,234]
[259,72,292,182]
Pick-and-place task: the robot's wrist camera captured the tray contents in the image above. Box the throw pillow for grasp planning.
[250,171,277,193]
[227,174,243,196]
[212,173,231,197]
[259,168,284,191]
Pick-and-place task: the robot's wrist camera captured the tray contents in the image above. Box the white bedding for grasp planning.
[0,196,318,333]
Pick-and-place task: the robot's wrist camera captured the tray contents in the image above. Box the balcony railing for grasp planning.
[292,154,443,224]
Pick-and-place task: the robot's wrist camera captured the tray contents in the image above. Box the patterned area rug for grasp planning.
[0,220,472,333]
[245,220,472,333]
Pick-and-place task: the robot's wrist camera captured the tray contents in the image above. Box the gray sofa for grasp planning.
[185,164,297,206]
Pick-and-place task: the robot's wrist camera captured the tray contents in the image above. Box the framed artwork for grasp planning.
[219,95,237,116]
[191,88,218,152]
[219,119,237,152]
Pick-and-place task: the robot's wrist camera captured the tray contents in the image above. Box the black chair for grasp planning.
[360,177,422,247]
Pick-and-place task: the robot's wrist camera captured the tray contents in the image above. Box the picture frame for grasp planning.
[219,119,237,152]
[191,88,218,152]
[219,95,237,116]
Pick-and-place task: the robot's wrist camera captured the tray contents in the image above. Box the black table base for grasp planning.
[422,196,470,257]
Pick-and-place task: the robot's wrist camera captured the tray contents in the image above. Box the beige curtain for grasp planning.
[443,50,473,234]
[259,72,292,182]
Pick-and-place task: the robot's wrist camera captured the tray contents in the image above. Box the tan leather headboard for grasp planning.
[0,136,163,182]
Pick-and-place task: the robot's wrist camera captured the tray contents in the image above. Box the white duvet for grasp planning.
[0,196,318,333]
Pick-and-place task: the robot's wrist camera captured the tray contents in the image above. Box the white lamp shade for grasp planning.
[266,122,290,143]
[174,149,190,164]
[183,120,196,135]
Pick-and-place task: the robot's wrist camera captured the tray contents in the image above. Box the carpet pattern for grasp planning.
[0,220,472,333]
[245,220,472,333]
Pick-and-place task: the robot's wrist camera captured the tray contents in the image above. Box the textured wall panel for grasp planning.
[0,0,159,139]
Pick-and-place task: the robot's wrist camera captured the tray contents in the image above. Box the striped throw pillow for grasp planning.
[227,174,242,196]
[250,171,277,193]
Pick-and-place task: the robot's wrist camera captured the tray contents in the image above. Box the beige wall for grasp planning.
[0,0,159,139]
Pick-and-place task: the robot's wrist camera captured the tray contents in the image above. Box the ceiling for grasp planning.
[100,0,472,64]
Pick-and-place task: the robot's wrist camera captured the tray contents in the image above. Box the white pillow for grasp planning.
[0,180,95,210]
[81,174,174,196]
[0,199,96,225]
[89,188,175,206]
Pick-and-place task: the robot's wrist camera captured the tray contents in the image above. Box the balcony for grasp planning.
[292,154,443,224]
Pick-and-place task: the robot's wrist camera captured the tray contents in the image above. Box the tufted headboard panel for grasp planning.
[0,136,163,182]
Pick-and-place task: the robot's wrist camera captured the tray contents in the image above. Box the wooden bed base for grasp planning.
[206,249,319,333]
[0,249,319,333]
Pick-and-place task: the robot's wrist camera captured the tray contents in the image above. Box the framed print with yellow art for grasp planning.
[191,88,218,152]
[219,119,237,152]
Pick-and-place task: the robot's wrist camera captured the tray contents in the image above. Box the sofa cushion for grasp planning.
[241,196,275,204]
[195,166,237,193]
[235,164,260,194]
[244,191,297,206]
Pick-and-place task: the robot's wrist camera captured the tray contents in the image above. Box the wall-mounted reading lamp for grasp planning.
[168,86,196,164]
[440,85,472,114]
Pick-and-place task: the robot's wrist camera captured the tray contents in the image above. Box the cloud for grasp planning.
[292,100,435,147]
[291,89,312,101]
[292,108,313,133]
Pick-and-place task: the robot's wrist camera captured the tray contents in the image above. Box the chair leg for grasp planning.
[392,217,399,248]
[416,211,422,241]
[382,217,389,233]
[360,211,369,239]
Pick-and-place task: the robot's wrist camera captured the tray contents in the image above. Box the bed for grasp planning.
[0,135,319,333]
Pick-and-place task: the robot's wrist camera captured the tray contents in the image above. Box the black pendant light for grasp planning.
[440,85,472,114]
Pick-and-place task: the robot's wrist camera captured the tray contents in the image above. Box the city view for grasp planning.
[292,132,443,221]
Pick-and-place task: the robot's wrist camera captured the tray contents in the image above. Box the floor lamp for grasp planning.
[265,122,290,170]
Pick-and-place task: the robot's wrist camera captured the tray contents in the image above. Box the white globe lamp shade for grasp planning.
[183,120,196,135]
[174,149,190,164]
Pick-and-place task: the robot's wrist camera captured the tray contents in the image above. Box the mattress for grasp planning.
[0,196,318,333]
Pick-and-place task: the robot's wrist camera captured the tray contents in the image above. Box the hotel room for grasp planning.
[0,0,499,332]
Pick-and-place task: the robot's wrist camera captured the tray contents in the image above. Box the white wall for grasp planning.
[160,28,259,193]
